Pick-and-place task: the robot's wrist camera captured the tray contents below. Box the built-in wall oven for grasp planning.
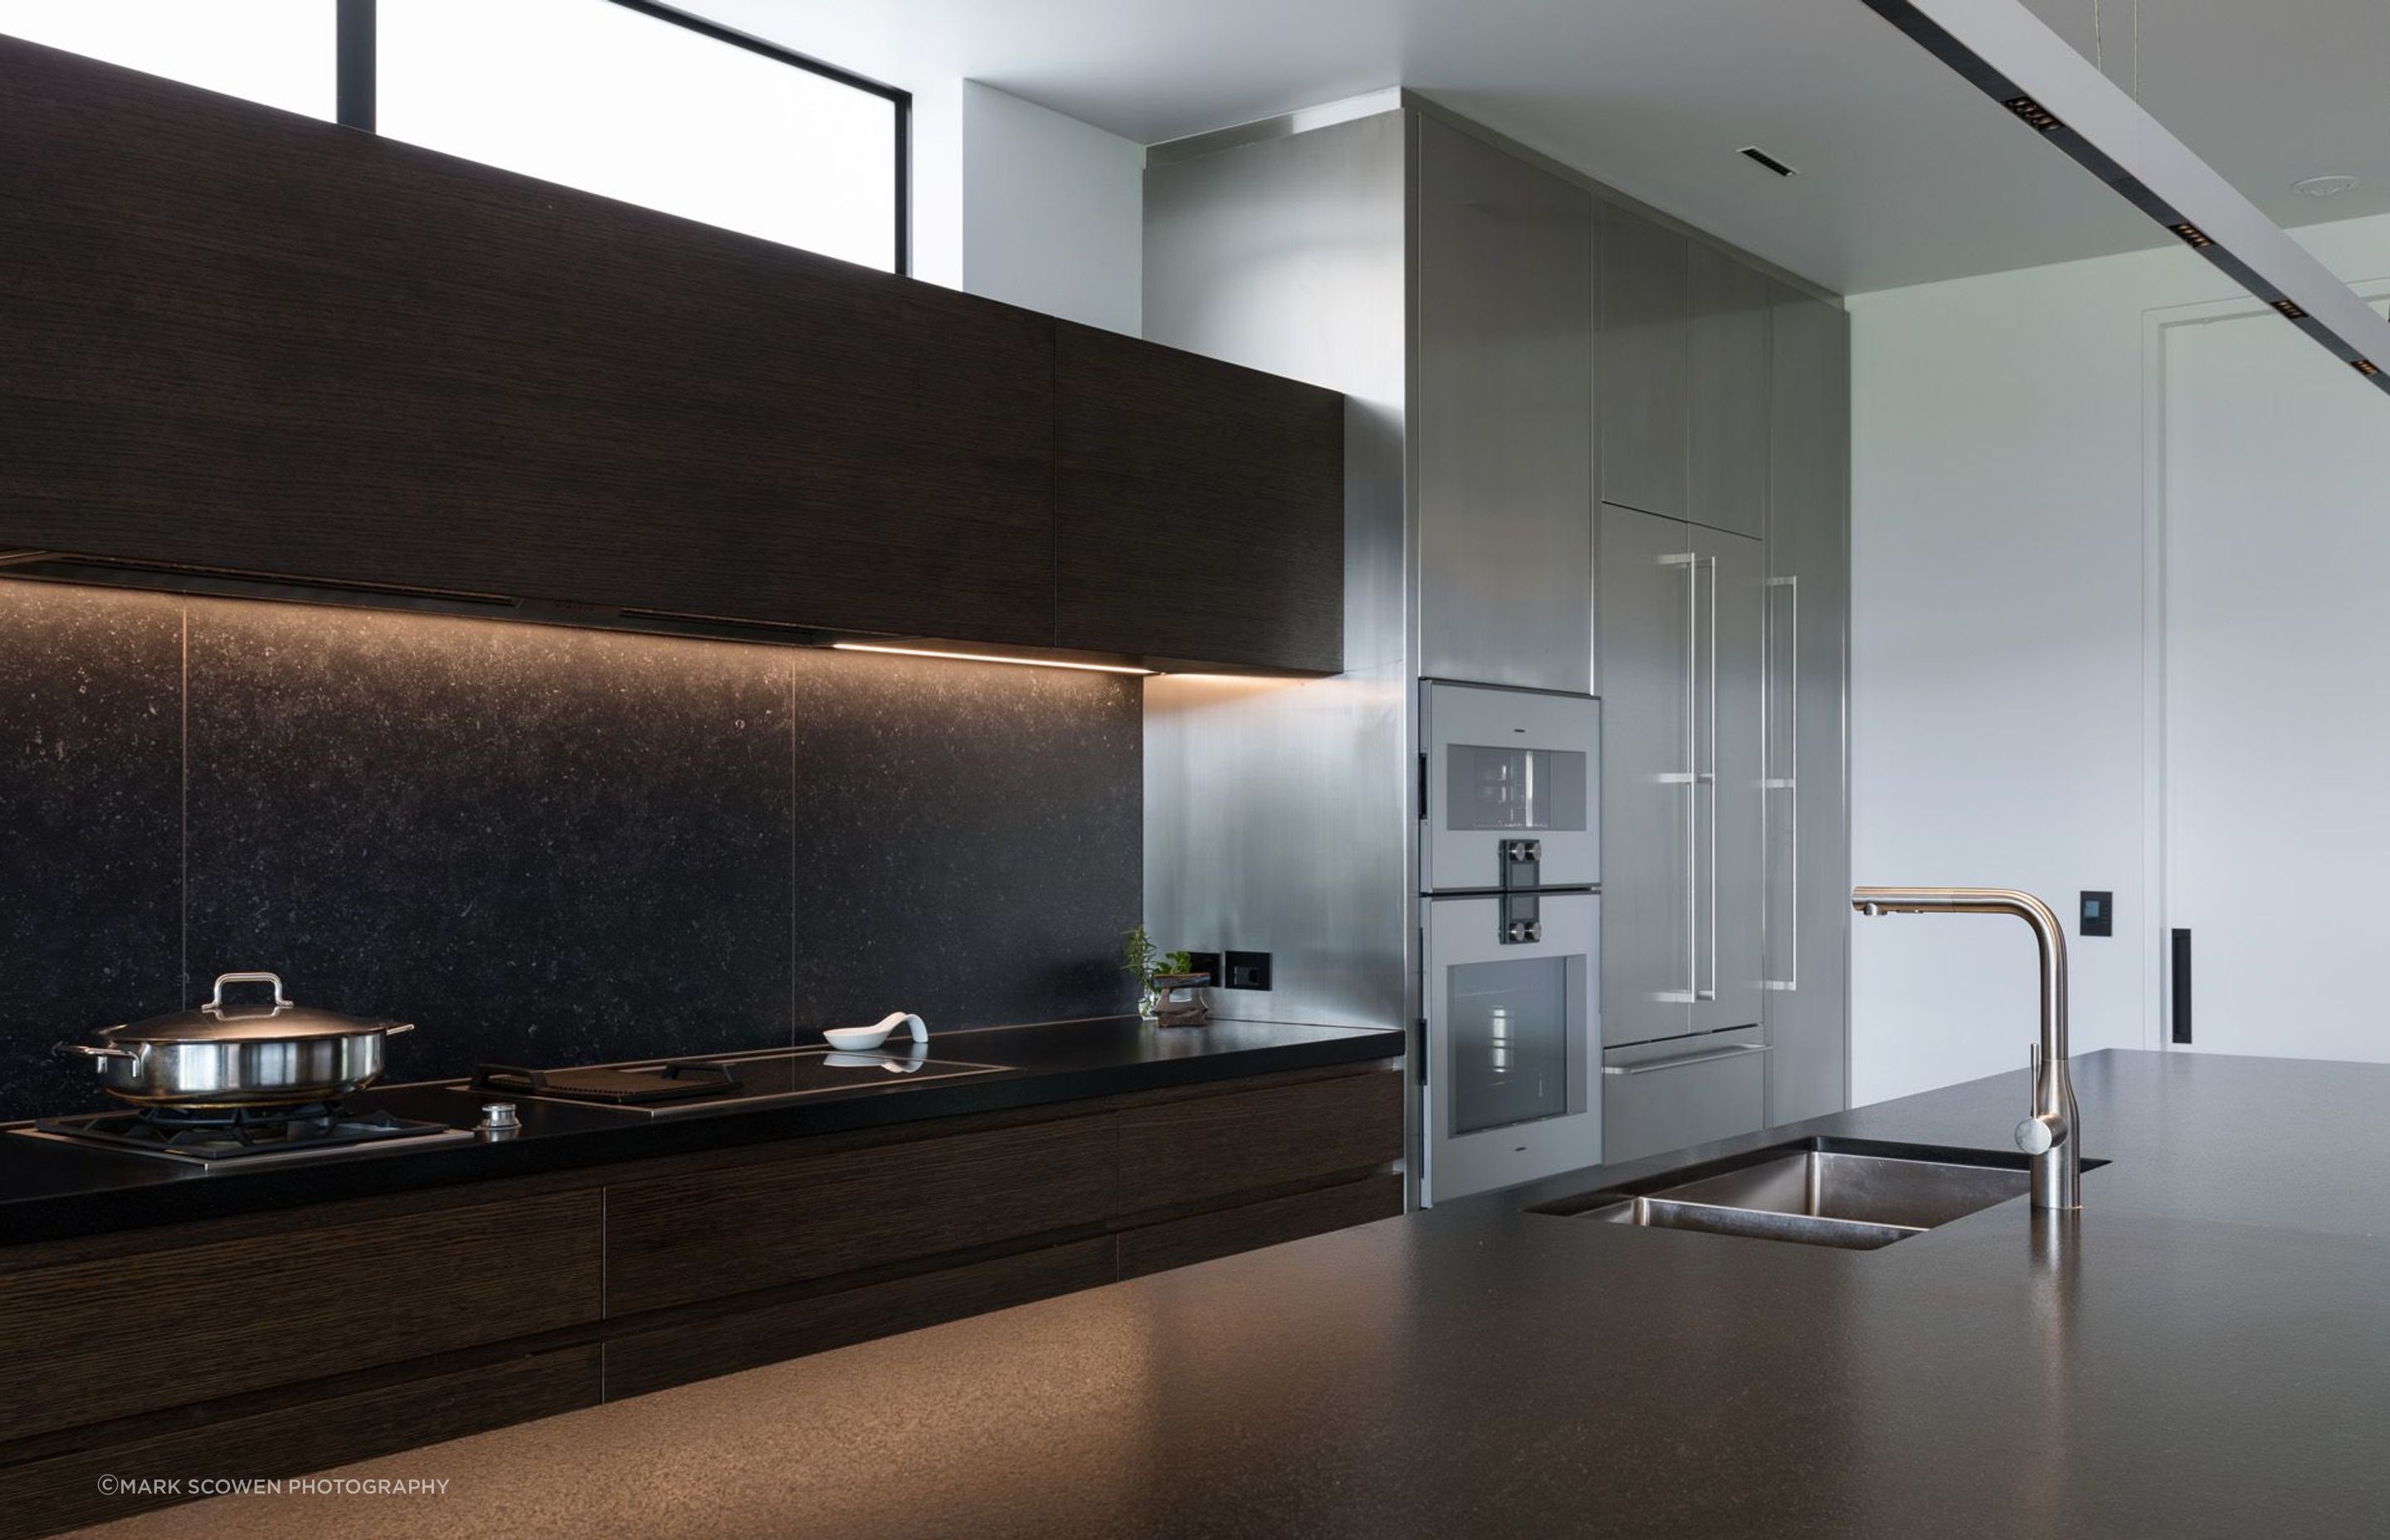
[1418,681,1601,1204]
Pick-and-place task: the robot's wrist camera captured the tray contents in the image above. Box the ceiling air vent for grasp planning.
[2273,299,2310,321]
[1738,145,1799,178]
[2002,95,2063,133]
[2355,359,2381,378]
[2169,222,2212,249]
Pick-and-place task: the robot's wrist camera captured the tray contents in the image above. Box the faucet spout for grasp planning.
[1851,886,2080,1211]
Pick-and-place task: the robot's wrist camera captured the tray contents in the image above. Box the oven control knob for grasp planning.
[477,1101,521,1138]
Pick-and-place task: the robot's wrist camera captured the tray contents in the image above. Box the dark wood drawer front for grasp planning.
[0,1191,601,1445]
[1055,320,1345,672]
[1116,1067,1403,1216]
[0,1345,601,1540]
[602,1237,1117,1401]
[1117,1174,1404,1281]
[604,1116,1118,1317]
[0,37,1057,648]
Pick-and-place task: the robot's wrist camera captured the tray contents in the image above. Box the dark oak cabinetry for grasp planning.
[604,1115,1119,1315]
[1055,323,1345,673]
[0,1190,602,1446]
[0,1059,1402,1538]
[0,38,1344,675]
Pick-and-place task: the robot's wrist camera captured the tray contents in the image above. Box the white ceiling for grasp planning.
[681,0,2383,295]
[2020,0,2390,236]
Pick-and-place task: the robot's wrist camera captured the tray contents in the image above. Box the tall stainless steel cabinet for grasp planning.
[1597,503,1768,1163]
[1597,205,1768,543]
[1413,115,1593,694]
[1761,285,1851,1125]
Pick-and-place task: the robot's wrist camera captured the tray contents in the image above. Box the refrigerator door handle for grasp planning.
[1699,553,1719,1005]
[1660,553,1703,1005]
[1763,573,1799,992]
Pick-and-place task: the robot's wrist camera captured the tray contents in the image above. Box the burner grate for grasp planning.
[27,1102,461,1163]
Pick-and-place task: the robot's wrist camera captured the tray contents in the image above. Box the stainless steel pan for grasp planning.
[56,972,415,1108]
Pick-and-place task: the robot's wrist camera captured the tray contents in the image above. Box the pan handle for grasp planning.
[207,972,294,1011]
[384,1022,416,1036]
[55,1042,139,1060]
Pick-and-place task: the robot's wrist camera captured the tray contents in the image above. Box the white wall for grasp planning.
[906,77,965,290]
[910,80,1144,336]
[1846,213,2390,1106]
[958,82,1143,334]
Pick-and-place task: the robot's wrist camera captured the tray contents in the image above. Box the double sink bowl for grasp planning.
[1532,1137,2105,1250]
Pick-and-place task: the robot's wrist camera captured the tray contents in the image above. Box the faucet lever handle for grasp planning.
[2017,1042,2066,1154]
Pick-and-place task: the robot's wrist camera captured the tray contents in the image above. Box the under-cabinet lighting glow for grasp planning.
[829,642,1157,675]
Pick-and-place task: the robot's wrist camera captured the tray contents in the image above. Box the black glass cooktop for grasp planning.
[474,1046,1011,1118]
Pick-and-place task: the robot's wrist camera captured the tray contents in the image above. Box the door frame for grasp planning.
[2137,278,2390,1051]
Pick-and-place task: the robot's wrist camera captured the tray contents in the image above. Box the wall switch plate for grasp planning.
[1223,950,1273,991]
[1182,951,1222,989]
[2080,891,2114,938]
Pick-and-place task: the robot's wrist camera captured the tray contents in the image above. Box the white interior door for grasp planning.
[2162,292,2390,1059]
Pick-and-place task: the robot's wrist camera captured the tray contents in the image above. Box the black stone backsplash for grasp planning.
[0,582,1141,1120]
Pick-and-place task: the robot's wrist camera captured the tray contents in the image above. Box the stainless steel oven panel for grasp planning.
[1422,681,1600,892]
[1422,893,1600,1203]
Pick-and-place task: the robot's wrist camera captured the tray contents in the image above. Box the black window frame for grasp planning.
[334,0,911,275]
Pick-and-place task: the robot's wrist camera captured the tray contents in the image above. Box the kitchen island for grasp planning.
[61,1047,2390,1539]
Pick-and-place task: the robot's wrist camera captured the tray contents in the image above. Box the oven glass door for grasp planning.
[1423,682,1601,891]
[1423,893,1600,1203]
[1450,954,1572,1135]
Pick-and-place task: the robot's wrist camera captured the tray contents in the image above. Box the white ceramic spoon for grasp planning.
[822,1011,928,1052]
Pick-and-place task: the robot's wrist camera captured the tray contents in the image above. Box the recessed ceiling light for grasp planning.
[2294,174,2359,198]
[1738,145,1799,178]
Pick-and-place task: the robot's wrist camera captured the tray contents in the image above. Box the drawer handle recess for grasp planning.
[1603,1042,1771,1076]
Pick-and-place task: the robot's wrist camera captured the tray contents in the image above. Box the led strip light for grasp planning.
[1861,0,2390,395]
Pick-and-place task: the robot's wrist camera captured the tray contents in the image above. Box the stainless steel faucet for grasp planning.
[1851,887,2080,1211]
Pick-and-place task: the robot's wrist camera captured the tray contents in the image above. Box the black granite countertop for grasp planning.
[0,1016,1402,1248]
[62,1047,2390,1540]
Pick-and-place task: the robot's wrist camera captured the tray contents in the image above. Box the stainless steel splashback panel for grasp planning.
[1142,109,1414,1037]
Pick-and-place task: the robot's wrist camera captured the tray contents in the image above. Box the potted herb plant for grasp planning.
[1121,926,1208,1024]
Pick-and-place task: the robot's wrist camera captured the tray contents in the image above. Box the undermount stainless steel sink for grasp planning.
[1534,1138,2104,1250]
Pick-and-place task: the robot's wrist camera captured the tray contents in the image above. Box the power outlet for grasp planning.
[1182,951,1223,989]
[1224,951,1274,991]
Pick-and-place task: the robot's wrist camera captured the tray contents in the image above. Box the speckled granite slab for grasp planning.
[0,581,1141,1118]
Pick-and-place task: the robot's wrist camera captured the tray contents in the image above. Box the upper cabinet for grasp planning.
[1686,242,1771,541]
[1598,203,1770,540]
[1054,322,1344,673]
[0,37,1346,675]
[1412,116,1594,694]
[1597,204,1690,522]
[1762,284,1852,1127]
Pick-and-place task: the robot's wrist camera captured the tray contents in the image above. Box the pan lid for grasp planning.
[95,972,409,1045]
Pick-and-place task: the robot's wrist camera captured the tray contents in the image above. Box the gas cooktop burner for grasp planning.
[20,1101,472,1167]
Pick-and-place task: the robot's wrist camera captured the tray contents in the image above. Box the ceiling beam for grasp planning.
[1861,0,2390,396]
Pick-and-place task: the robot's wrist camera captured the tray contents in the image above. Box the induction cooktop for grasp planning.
[466,1045,1012,1119]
